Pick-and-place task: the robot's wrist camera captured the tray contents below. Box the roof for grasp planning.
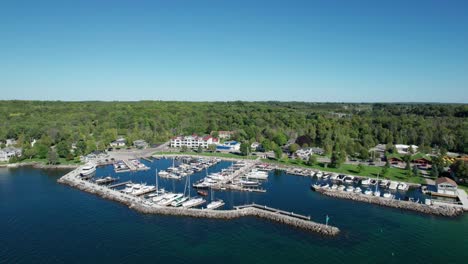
[436,177,457,186]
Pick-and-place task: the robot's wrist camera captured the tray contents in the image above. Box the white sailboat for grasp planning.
[206,187,224,210]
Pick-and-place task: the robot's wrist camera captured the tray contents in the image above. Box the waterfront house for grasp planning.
[216,141,241,151]
[171,135,219,149]
[133,139,148,149]
[110,137,126,148]
[395,144,418,155]
[436,177,458,196]
[0,147,22,162]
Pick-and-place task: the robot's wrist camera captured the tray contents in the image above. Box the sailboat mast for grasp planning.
[155,169,158,192]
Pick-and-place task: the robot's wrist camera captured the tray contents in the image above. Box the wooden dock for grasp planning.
[108,181,132,189]
[234,203,311,220]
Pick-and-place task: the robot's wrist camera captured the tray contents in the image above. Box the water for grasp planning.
[1,159,468,263]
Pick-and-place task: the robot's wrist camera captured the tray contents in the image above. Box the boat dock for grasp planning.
[95,177,118,185]
[234,203,310,220]
[57,165,340,236]
[108,181,132,189]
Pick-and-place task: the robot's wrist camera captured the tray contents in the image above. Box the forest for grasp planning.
[0,101,466,163]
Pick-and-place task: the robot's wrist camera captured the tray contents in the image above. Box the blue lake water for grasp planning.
[1,159,467,263]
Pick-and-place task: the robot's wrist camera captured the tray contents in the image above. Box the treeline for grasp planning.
[0,101,466,162]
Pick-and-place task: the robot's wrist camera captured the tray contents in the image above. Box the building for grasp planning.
[211,131,235,139]
[110,137,126,148]
[6,139,17,147]
[133,139,148,149]
[251,142,262,151]
[0,147,22,162]
[216,141,241,151]
[171,135,219,149]
[436,177,458,196]
[395,144,418,155]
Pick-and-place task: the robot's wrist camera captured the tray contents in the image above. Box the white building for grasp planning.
[133,139,148,149]
[436,177,458,196]
[171,135,219,149]
[110,137,126,148]
[0,147,22,162]
[395,144,418,155]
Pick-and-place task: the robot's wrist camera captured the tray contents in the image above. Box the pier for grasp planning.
[108,181,132,189]
[234,203,310,220]
[57,165,340,236]
[314,188,464,217]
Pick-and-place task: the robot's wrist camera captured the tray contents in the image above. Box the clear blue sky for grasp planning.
[1,0,467,102]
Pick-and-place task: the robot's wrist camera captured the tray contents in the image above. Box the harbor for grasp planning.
[57,163,340,236]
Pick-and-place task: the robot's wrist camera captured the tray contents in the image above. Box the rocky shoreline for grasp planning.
[0,162,80,169]
[316,188,464,217]
[58,172,339,236]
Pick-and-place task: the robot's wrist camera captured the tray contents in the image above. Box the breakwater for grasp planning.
[315,188,463,217]
[58,169,339,236]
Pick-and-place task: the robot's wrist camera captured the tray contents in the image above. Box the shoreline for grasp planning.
[0,161,81,169]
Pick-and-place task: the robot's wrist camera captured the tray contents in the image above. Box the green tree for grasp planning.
[430,164,439,177]
[273,132,288,146]
[306,154,317,166]
[208,144,217,152]
[356,163,364,173]
[180,145,188,152]
[450,160,468,179]
[381,165,388,176]
[240,142,250,156]
[412,165,420,176]
[330,150,346,168]
[47,149,58,165]
[197,145,203,153]
[273,146,283,160]
[360,147,370,160]
[56,141,70,158]
[289,143,300,153]
[35,144,49,159]
[23,147,37,159]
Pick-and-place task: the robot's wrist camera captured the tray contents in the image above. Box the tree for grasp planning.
[35,144,49,159]
[289,143,300,154]
[450,160,468,179]
[330,150,346,168]
[261,139,272,152]
[23,147,37,159]
[359,147,370,160]
[197,145,203,153]
[381,166,388,176]
[272,132,288,146]
[412,165,420,176]
[240,142,250,156]
[56,141,70,158]
[306,154,317,166]
[274,146,283,160]
[47,149,58,165]
[76,140,87,155]
[180,145,188,152]
[208,144,217,152]
[430,164,439,177]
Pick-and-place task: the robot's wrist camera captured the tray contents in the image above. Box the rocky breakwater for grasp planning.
[316,188,463,217]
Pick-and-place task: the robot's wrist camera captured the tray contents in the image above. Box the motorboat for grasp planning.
[171,196,189,207]
[338,185,346,191]
[158,170,169,176]
[80,163,96,176]
[361,178,371,186]
[364,189,373,195]
[331,184,338,190]
[397,183,409,191]
[181,197,206,208]
[315,172,323,178]
[388,181,399,190]
[383,192,394,199]
[373,190,381,197]
[379,179,389,188]
[330,173,339,181]
[158,193,183,206]
[206,200,225,210]
[354,187,362,193]
[344,176,354,183]
[345,186,355,192]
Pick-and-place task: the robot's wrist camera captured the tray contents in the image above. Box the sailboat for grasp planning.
[180,172,206,208]
[206,187,225,210]
[373,174,381,197]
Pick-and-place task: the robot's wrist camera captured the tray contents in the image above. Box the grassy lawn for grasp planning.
[261,158,426,184]
[153,151,258,160]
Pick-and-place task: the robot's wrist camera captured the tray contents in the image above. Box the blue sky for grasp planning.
[1,0,467,102]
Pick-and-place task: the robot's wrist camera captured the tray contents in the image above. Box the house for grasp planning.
[110,137,126,148]
[133,140,148,149]
[171,135,219,149]
[251,142,262,151]
[216,141,241,151]
[211,131,235,139]
[395,144,418,155]
[436,177,458,196]
[0,147,22,162]
[6,139,17,147]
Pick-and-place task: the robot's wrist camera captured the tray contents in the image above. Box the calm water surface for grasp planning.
[1,159,467,263]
